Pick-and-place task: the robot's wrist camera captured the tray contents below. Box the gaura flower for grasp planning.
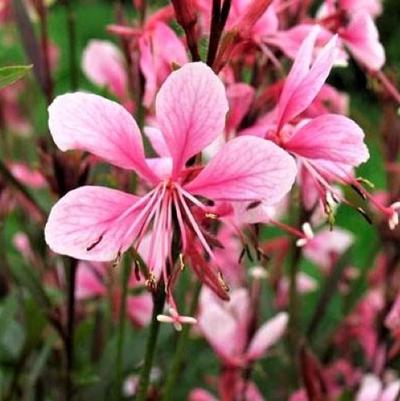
[198,287,288,367]
[44,62,297,316]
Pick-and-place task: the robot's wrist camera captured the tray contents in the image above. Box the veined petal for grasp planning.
[45,186,145,261]
[155,62,229,176]
[48,93,158,183]
[284,114,369,167]
[277,29,338,129]
[276,27,319,128]
[246,312,288,361]
[185,136,297,204]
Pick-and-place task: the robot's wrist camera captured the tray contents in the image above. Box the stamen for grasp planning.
[296,222,314,247]
[173,191,187,251]
[176,184,208,210]
[176,189,215,259]
[205,212,219,219]
[179,253,185,271]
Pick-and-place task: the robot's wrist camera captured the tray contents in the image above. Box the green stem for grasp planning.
[162,283,201,401]
[115,253,132,400]
[135,283,166,401]
[65,257,77,401]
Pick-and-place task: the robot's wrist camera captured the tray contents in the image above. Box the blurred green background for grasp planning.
[0,0,400,400]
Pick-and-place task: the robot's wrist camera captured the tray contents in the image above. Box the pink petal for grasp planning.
[10,163,46,188]
[139,34,158,108]
[198,302,238,361]
[304,228,354,270]
[339,0,382,17]
[48,93,158,183]
[284,114,369,168]
[140,21,188,107]
[356,375,382,401]
[45,186,144,261]
[185,136,297,203]
[341,11,385,71]
[82,40,127,99]
[75,261,106,299]
[155,62,229,176]
[276,29,338,129]
[188,389,218,401]
[226,83,255,133]
[145,157,173,180]
[143,126,170,157]
[379,381,400,401]
[246,312,288,361]
[127,294,153,327]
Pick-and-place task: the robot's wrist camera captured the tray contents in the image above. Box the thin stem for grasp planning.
[207,0,232,67]
[63,0,78,90]
[375,70,400,104]
[65,258,77,401]
[206,0,221,66]
[135,282,166,401]
[115,253,133,400]
[37,0,54,104]
[162,282,201,401]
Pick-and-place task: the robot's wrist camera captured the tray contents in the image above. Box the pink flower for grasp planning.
[276,272,317,308]
[45,62,296,318]
[258,28,369,208]
[356,375,400,401]
[198,287,288,367]
[75,260,153,327]
[303,227,354,272]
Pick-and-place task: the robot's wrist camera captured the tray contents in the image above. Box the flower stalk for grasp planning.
[162,282,201,401]
[135,281,166,401]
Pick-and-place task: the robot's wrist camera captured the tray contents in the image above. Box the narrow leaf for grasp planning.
[0,65,32,89]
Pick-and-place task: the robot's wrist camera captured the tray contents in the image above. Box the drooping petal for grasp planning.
[284,114,369,168]
[246,312,288,361]
[340,11,385,71]
[185,136,297,204]
[45,186,145,261]
[48,93,158,183]
[155,62,229,176]
[276,31,338,130]
[82,40,127,99]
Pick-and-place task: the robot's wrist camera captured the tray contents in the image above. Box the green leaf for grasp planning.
[0,65,32,89]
